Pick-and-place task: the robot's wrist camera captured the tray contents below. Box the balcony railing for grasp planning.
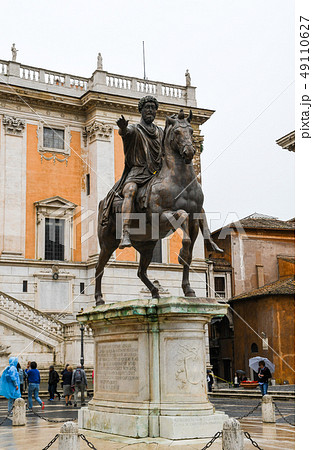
[0,59,196,106]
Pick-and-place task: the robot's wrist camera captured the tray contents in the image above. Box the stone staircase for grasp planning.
[0,291,64,348]
[0,291,94,370]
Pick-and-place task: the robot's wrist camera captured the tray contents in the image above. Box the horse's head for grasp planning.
[163,109,195,164]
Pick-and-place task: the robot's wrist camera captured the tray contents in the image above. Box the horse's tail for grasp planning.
[199,208,223,253]
[98,199,105,225]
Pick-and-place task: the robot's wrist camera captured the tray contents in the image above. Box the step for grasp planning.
[210,390,295,400]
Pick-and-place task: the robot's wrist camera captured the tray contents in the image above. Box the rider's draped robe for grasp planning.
[101,122,163,226]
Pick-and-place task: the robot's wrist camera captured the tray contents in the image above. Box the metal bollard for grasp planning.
[58,421,80,449]
[12,398,26,426]
[262,394,275,423]
[222,418,244,449]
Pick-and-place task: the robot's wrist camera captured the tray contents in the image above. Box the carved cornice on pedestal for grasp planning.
[2,114,25,136]
[84,121,114,144]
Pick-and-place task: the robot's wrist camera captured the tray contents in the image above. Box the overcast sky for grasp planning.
[1,0,295,230]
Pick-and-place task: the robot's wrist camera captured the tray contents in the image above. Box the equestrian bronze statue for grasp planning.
[95,96,221,305]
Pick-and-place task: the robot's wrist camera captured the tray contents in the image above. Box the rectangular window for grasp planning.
[86,174,90,196]
[151,240,162,263]
[43,127,64,150]
[23,280,28,292]
[214,276,226,298]
[80,282,85,294]
[45,218,65,261]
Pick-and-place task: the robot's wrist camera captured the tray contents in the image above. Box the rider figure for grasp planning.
[116,96,163,249]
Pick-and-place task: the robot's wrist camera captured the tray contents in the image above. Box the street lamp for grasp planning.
[80,323,85,369]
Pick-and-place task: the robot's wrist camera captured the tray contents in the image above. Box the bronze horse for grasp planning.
[95,109,221,305]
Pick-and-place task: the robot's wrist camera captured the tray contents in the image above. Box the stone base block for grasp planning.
[79,407,148,438]
[160,411,228,439]
[79,407,228,440]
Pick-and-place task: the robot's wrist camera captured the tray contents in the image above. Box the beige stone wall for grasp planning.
[231,232,294,296]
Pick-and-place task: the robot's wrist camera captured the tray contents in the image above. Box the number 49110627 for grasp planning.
[300,16,309,78]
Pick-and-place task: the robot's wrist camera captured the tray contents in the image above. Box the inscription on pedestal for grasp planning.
[97,340,139,393]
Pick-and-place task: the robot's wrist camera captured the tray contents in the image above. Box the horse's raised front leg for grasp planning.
[181,218,199,297]
[95,244,117,306]
[134,241,159,298]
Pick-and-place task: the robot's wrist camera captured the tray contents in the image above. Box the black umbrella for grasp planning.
[236,370,246,374]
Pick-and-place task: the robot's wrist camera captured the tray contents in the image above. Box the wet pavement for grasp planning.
[0,397,295,449]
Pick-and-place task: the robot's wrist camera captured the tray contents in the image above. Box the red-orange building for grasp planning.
[207,214,295,384]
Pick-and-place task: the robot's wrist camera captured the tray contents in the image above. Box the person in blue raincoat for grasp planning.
[0,357,21,411]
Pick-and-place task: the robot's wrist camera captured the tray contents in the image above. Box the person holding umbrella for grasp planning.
[257,360,272,396]
[249,357,274,396]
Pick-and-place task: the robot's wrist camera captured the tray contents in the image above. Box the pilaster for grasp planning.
[85,119,115,258]
[0,115,26,258]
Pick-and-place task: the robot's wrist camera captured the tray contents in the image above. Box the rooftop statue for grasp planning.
[11,43,18,62]
[97,52,103,70]
[185,69,191,86]
[95,96,222,304]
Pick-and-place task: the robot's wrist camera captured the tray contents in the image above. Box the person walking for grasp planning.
[48,365,60,401]
[16,362,24,395]
[0,357,21,412]
[207,370,214,393]
[25,361,44,410]
[257,360,272,396]
[24,361,31,391]
[72,365,87,407]
[61,364,69,377]
[62,365,73,406]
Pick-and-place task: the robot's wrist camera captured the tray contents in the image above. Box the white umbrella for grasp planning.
[249,357,275,373]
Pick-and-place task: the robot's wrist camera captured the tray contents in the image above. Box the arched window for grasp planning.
[251,343,258,353]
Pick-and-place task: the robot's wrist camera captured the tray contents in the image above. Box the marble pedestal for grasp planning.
[77,297,228,440]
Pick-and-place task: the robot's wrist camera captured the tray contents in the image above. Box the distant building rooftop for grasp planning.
[230,276,295,301]
[213,213,295,234]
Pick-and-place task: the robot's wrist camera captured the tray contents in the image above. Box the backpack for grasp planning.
[74,369,82,384]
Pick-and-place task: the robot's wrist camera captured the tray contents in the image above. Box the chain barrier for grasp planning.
[0,405,14,426]
[79,433,98,449]
[201,431,222,449]
[235,401,261,420]
[42,433,59,450]
[30,408,77,423]
[273,402,295,426]
[244,431,263,449]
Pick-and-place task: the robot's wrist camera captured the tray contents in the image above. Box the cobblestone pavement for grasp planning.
[0,397,295,449]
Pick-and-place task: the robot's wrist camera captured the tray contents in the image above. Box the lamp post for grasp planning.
[80,323,84,369]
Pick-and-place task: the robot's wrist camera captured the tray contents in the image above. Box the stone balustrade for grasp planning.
[0,59,195,106]
[0,290,64,338]
[0,60,8,75]
[20,65,39,82]
[64,322,93,338]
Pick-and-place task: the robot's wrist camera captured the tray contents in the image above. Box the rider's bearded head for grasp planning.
[138,96,159,125]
